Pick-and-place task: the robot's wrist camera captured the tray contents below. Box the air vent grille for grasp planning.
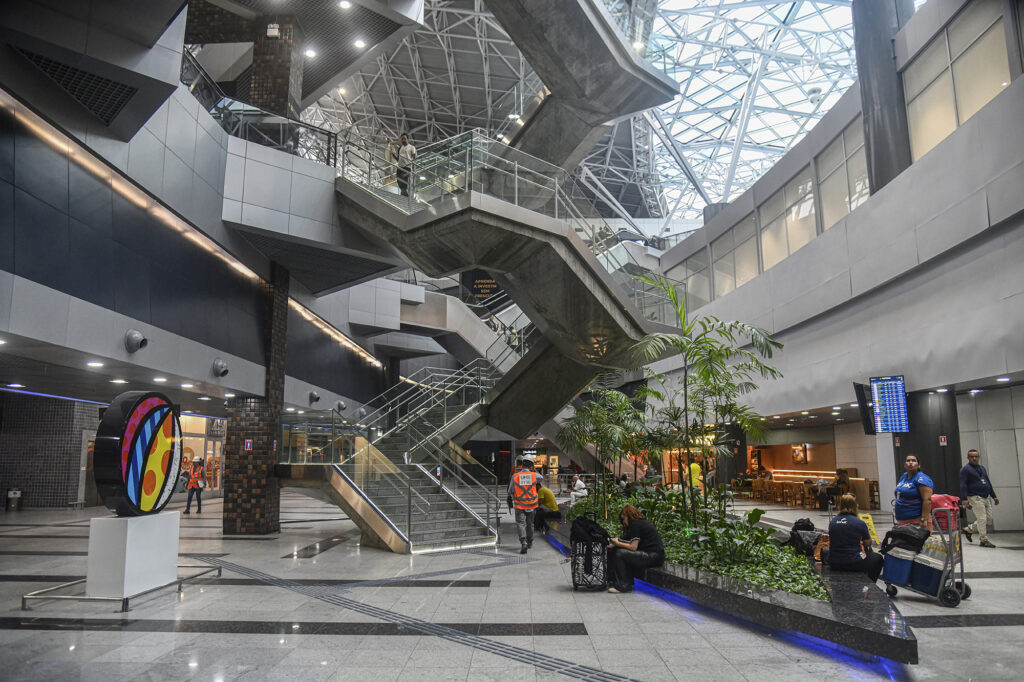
[17,48,137,125]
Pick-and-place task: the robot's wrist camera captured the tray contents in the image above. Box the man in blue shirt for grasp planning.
[960,449,999,547]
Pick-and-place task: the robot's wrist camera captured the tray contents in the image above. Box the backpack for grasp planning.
[880,523,930,554]
[570,513,611,545]
[791,518,815,533]
[792,530,826,556]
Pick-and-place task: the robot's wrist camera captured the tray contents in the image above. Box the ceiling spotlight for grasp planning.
[7,383,25,388]
[124,329,148,353]
[305,48,317,58]
[309,390,321,404]
[153,377,167,383]
[87,361,104,368]
[936,388,948,392]
[807,86,823,104]
[334,400,347,413]
[339,0,352,7]
[996,377,1010,382]
[110,379,127,384]
[338,87,346,95]
[354,39,366,49]
[181,383,194,389]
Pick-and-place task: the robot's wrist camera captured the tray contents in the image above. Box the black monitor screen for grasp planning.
[870,375,909,433]
[852,382,876,435]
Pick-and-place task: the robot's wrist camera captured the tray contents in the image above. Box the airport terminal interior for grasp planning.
[1,0,1023,680]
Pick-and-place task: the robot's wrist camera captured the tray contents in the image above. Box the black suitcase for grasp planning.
[570,514,611,590]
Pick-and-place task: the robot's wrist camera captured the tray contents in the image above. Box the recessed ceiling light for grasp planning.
[996,377,1010,382]
[801,411,809,415]
[772,415,779,419]
[339,0,352,8]
[297,410,305,414]
[153,377,167,383]
[831,412,839,415]
[198,396,211,401]
[110,379,127,384]
[181,383,194,388]
[936,388,948,392]
[7,383,25,388]
[354,39,366,48]
[831,406,841,410]
[970,389,981,394]
[0,338,6,345]
[632,41,644,50]
[87,361,104,368]
[304,48,317,58]
[848,403,857,407]
[286,407,296,412]
[508,113,519,119]
[225,393,236,398]
[338,87,346,95]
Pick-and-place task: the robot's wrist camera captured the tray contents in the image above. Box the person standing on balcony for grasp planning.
[509,457,540,553]
[391,133,416,197]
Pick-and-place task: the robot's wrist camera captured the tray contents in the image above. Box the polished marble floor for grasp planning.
[0,490,1021,681]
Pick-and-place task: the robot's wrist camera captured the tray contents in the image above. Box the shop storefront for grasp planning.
[179,414,227,496]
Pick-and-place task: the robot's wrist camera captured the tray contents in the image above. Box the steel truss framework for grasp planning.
[304,0,862,230]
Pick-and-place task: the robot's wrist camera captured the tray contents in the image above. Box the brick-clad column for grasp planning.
[223,264,289,534]
[250,16,304,119]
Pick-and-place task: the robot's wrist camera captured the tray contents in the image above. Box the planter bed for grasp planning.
[545,523,917,664]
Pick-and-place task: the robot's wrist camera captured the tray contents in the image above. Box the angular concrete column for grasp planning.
[223,264,289,535]
[852,0,916,193]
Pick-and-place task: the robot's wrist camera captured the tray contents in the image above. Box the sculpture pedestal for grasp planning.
[87,513,180,598]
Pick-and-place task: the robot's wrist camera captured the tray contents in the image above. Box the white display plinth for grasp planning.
[87,512,180,598]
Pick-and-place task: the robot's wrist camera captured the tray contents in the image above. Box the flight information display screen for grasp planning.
[870,375,909,433]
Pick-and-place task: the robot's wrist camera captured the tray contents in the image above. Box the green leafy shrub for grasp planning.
[566,489,829,601]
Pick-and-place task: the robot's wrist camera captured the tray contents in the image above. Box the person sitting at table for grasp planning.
[758,465,773,481]
[827,494,883,581]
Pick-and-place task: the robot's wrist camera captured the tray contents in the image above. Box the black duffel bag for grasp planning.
[880,523,930,554]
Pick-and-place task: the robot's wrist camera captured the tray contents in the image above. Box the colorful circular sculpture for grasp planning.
[94,391,182,516]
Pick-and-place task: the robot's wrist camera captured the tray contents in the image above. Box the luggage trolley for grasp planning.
[884,507,970,607]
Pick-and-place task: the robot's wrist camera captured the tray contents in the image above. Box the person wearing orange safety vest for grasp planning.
[508,457,540,553]
[184,455,205,515]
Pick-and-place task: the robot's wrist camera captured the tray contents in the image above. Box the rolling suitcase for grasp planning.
[570,514,611,590]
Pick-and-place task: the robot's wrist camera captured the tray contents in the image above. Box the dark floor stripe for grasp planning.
[282,530,359,558]
[190,556,629,681]
[280,517,349,524]
[0,575,491,587]
[0,534,274,541]
[0,617,584,636]
[0,551,229,557]
[962,571,1024,578]
[904,614,1024,628]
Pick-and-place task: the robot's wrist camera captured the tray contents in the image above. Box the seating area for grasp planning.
[733,476,881,510]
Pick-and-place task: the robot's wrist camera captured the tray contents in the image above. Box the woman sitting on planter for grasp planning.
[608,505,665,593]
[827,494,884,581]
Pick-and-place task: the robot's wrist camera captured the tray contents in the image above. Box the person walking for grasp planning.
[184,455,205,515]
[960,449,999,547]
[509,457,539,554]
[893,454,934,531]
[392,133,416,197]
[827,494,884,581]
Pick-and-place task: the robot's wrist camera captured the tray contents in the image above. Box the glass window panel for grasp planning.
[180,415,207,434]
[759,188,785,223]
[686,248,708,272]
[686,270,710,309]
[903,37,950,102]
[713,254,735,298]
[711,229,734,261]
[734,237,758,287]
[907,70,957,160]
[819,164,850,230]
[734,214,756,243]
[843,115,864,152]
[665,264,686,283]
[952,21,1010,123]
[785,167,813,204]
[787,196,817,253]
[948,0,1003,58]
[761,217,787,270]
[846,147,870,212]
[817,134,846,178]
